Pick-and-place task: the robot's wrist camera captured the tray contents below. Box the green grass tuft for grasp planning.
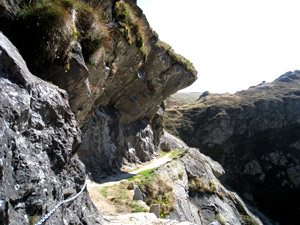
[99,186,109,198]
[216,214,226,225]
[242,215,260,225]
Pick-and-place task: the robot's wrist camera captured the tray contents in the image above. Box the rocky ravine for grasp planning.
[0,0,197,179]
[164,72,300,225]
[0,32,104,224]
[131,133,267,225]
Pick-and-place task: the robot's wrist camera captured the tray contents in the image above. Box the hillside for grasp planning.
[165,92,202,108]
[164,71,300,225]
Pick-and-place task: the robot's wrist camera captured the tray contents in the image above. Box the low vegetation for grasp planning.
[12,0,108,70]
[127,168,175,218]
[156,40,197,77]
[29,214,39,225]
[241,215,260,225]
[188,177,217,195]
[216,213,226,225]
[99,186,109,198]
[163,109,184,137]
[114,0,148,60]
[160,149,185,158]
[98,181,148,214]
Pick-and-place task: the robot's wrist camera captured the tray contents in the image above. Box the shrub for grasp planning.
[188,177,217,195]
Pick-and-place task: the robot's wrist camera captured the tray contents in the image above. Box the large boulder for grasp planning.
[164,71,300,224]
[0,32,104,224]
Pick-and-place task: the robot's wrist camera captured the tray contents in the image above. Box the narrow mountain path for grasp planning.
[87,153,173,216]
[87,154,172,188]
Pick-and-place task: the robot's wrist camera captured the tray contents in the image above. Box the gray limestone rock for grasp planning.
[152,147,266,225]
[150,204,160,218]
[0,32,104,225]
[133,186,144,201]
[160,131,188,151]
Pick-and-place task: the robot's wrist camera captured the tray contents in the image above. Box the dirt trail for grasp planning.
[87,154,172,216]
[88,154,172,188]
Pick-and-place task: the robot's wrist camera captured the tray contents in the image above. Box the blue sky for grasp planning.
[137,0,300,93]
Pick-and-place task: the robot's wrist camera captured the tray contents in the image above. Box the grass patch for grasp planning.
[127,168,154,182]
[29,214,39,225]
[216,214,226,225]
[160,149,185,158]
[163,109,184,138]
[188,177,217,195]
[169,149,185,158]
[128,202,148,213]
[12,0,108,70]
[241,215,260,225]
[99,186,109,198]
[114,0,148,60]
[139,174,175,218]
[127,168,175,218]
[98,181,148,214]
[160,151,169,157]
[156,40,197,77]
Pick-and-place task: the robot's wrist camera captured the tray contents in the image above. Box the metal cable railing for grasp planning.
[34,174,88,225]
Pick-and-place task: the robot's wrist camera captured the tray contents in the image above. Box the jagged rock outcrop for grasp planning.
[164,71,300,225]
[0,32,104,224]
[0,0,197,178]
[147,147,265,225]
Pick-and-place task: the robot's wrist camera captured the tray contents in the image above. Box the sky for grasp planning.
[137,0,300,93]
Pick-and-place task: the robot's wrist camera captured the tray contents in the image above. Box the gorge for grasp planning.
[0,0,298,224]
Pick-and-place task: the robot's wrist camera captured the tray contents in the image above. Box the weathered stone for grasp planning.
[152,145,266,225]
[0,32,104,224]
[243,160,263,176]
[150,204,160,218]
[161,141,172,152]
[287,165,300,187]
[133,185,144,201]
[160,131,188,151]
[0,0,197,179]
[165,71,300,224]
[127,182,135,190]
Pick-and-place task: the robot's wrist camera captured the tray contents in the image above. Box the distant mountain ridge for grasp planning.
[165,92,202,108]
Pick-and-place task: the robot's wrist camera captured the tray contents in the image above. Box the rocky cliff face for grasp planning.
[164,72,300,225]
[0,32,104,224]
[0,0,196,179]
[144,134,265,225]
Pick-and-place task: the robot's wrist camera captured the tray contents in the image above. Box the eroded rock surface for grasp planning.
[0,0,197,176]
[165,71,300,224]
[0,32,103,225]
[152,148,265,225]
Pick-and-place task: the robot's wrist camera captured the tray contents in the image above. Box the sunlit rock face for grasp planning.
[0,0,197,176]
[142,144,266,225]
[0,32,104,225]
[165,71,300,225]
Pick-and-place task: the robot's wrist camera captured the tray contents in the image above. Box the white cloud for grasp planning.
[138,0,300,93]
